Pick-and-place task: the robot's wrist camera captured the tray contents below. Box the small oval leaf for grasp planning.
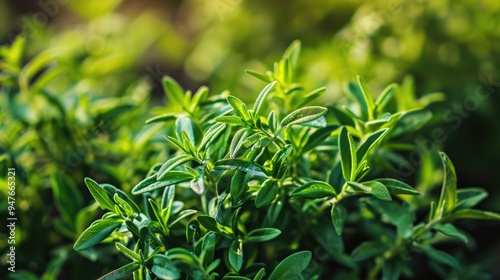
[280,106,327,128]
[247,228,281,243]
[290,181,337,199]
[268,251,312,280]
[132,172,195,195]
[255,179,278,208]
[229,240,243,272]
[74,216,123,251]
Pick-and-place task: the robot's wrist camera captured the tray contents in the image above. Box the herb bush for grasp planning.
[73,41,500,279]
[0,34,167,279]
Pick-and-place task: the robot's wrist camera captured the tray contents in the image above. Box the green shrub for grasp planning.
[74,41,500,279]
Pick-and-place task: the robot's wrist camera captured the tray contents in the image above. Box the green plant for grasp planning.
[0,34,166,279]
[73,41,500,279]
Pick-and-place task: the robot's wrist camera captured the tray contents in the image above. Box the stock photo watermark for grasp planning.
[6,168,17,273]
[385,74,500,180]
[338,0,404,61]
[6,0,70,42]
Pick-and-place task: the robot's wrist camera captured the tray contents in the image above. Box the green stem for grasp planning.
[259,127,286,148]
[369,237,406,279]
[318,188,349,212]
[367,217,447,279]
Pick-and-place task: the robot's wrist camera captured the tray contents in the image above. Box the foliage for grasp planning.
[72,41,500,279]
[0,33,166,279]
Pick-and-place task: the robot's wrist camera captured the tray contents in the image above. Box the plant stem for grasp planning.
[367,217,446,279]
[318,188,349,212]
[259,127,286,148]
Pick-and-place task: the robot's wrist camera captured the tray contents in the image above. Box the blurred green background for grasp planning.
[1,0,499,278]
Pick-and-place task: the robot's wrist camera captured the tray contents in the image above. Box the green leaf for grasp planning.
[101,184,141,214]
[231,208,242,238]
[227,95,251,121]
[247,228,281,243]
[356,76,376,120]
[283,40,301,68]
[115,242,141,262]
[157,154,193,180]
[434,224,468,243]
[113,194,134,216]
[268,251,312,280]
[215,159,269,178]
[331,106,355,127]
[197,216,233,236]
[132,172,195,195]
[253,268,266,280]
[374,83,397,112]
[351,241,385,262]
[165,135,189,154]
[230,171,250,203]
[168,209,197,228]
[167,248,199,267]
[456,188,488,210]
[339,127,357,181]
[296,87,327,108]
[162,186,176,224]
[198,122,227,153]
[435,152,457,219]
[163,76,186,107]
[190,86,209,112]
[346,181,371,192]
[74,216,123,251]
[51,173,83,226]
[423,246,461,270]
[381,258,402,280]
[280,106,328,128]
[253,81,277,118]
[267,110,278,132]
[231,133,264,159]
[302,125,338,153]
[148,254,181,280]
[364,199,414,238]
[364,181,392,201]
[223,276,251,280]
[374,178,418,195]
[149,198,165,229]
[246,69,271,83]
[265,200,283,226]
[391,109,432,138]
[229,240,243,272]
[255,179,278,208]
[331,203,347,236]
[181,132,198,159]
[145,113,177,124]
[356,129,388,163]
[175,115,202,146]
[365,112,392,127]
[197,216,220,232]
[84,178,115,212]
[271,144,292,179]
[202,231,217,265]
[290,181,337,199]
[19,50,56,89]
[98,262,140,280]
[215,116,247,127]
[229,128,249,157]
[450,209,500,220]
[347,81,368,120]
[186,220,200,245]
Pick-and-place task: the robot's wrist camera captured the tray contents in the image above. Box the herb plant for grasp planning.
[74,41,500,279]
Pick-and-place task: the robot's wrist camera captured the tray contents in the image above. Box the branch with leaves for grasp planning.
[74,41,500,280]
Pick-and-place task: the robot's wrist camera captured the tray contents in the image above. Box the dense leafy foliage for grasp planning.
[71,42,500,279]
